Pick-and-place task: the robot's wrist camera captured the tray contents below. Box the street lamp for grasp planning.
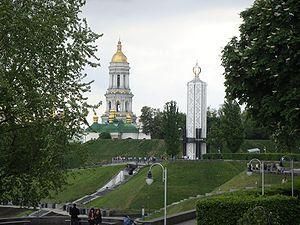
[281,156,294,197]
[146,163,167,225]
[247,158,264,195]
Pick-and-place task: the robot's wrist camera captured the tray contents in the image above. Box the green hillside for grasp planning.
[87,161,245,212]
[147,169,300,219]
[46,165,124,203]
[84,139,167,164]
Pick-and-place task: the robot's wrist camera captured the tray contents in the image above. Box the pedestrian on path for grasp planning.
[69,203,80,225]
[88,208,95,225]
[95,208,102,225]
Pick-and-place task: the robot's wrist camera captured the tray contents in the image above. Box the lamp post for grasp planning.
[281,156,294,197]
[247,158,264,196]
[146,163,167,225]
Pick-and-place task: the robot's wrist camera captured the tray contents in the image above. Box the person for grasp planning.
[69,203,80,225]
[123,215,134,225]
[94,208,102,225]
[88,208,95,225]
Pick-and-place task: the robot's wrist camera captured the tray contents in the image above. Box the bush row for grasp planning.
[196,194,300,225]
[203,153,300,161]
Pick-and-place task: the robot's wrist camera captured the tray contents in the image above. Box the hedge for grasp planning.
[196,195,300,225]
[203,153,300,161]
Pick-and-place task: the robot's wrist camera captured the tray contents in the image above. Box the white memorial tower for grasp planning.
[185,63,207,159]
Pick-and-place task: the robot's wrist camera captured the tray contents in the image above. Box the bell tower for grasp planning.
[101,40,135,123]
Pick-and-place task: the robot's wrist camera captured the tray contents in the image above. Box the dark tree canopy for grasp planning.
[221,0,300,151]
[162,101,181,158]
[219,100,244,153]
[140,106,164,139]
[0,0,101,205]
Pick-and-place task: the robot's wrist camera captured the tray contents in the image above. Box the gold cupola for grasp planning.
[126,113,132,124]
[108,109,116,124]
[93,112,99,123]
[111,40,128,63]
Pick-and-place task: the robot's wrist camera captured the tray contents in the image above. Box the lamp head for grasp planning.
[246,164,253,176]
[146,170,153,185]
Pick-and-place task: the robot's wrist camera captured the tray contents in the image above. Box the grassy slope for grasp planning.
[88,161,245,211]
[148,169,300,219]
[46,165,124,203]
[84,139,167,164]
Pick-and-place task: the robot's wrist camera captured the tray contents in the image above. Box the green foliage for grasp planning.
[203,153,300,161]
[140,106,164,139]
[219,100,244,153]
[238,206,280,225]
[0,0,101,206]
[240,139,276,153]
[196,195,300,225]
[162,101,181,157]
[140,106,154,135]
[221,0,300,151]
[98,132,112,139]
[242,111,270,140]
[63,142,88,169]
[207,108,223,152]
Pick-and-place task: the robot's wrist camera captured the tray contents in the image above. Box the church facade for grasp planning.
[84,40,150,141]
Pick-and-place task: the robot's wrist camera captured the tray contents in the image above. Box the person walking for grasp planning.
[69,203,80,225]
[88,208,95,225]
[95,208,102,225]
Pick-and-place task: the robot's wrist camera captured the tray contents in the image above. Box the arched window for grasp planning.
[117,75,120,88]
[116,101,121,112]
[108,101,112,110]
[125,101,129,112]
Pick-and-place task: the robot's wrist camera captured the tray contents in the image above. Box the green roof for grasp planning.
[86,121,138,134]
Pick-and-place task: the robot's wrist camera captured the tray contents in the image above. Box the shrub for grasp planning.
[98,132,112,139]
[196,195,300,225]
[203,153,300,161]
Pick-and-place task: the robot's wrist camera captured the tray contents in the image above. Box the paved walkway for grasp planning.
[176,219,196,225]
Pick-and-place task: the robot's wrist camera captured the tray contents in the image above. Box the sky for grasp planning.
[82,0,254,122]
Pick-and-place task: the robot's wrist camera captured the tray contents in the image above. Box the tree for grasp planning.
[242,110,270,140]
[221,0,300,152]
[0,0,101,206]
[140,106,164,139]
[151,109,164,139]
[140,106,154,135]
[219,100,244,153]
[206,108,223,153]
[162,101,181,158]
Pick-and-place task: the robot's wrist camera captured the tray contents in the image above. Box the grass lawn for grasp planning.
[84,139,168,164]
[87,161,245,212]
[46,165,124,203]
[146,168,300,220]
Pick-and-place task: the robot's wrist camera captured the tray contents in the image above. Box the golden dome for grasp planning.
[126,113,132,124]
[111,40,127,63]
[109,109,116,124]
[93,112,99,123]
